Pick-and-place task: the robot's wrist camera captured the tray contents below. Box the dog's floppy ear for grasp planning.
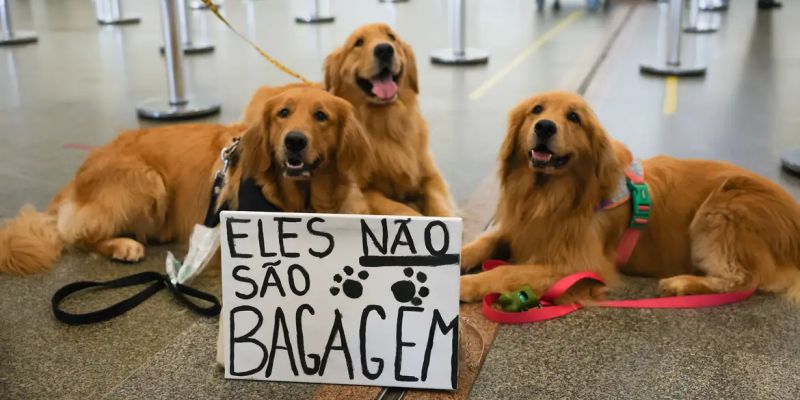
[336,106,372,175]
[324,47,346,93]
[398,39,419,94]
[238,102,274,179]
[499,103,528,181]
[587,113,627,196]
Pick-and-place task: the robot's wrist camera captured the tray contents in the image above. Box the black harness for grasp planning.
[203,177,281,228]
[52,143,282,326]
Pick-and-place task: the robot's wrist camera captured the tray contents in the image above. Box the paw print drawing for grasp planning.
[330,265,369,299]
[391,267,429,306]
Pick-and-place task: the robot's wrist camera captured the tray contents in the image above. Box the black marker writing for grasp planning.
[361,218,388,256]
[229,305,267,376]
[359,305,386,380]
[318,309,354,379]
[421,310,459,389]
[390,219,417,254]
[307,217,334,258]
[233,265,257,299]
[276,217,301,258]
[296,305,321,374]
[257,219,277,257]
[395,306,423,382]
[265,307,299,377]
[226,217,253,259]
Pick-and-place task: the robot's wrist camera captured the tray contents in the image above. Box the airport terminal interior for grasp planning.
[1,0,800,398]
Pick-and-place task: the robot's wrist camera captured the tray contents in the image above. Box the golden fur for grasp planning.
[460,91,800,303]
[0,85,369,274]
[244,23,455,217]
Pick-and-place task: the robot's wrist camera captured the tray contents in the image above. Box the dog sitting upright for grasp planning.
[324,23,455,217]
[460,91,800,303]
[244,24,455,217]
[0,85,370,275]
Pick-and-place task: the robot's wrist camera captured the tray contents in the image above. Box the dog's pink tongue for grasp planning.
[370,78,398,100]
[532,150,552,162]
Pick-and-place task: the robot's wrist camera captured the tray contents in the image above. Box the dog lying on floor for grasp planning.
[0,85,370,274]
[460,91,800,303]
[245,23,455,217]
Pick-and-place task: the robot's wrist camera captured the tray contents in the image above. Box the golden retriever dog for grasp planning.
[460,91,800,303]
[245,23,455,217]
[0,85,369,275]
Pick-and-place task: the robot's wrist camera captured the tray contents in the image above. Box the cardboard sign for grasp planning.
[220,211,462,390]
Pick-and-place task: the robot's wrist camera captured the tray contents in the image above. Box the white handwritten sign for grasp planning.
[220,211,462,390]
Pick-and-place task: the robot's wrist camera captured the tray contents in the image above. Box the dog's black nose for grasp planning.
[284,131,308,153]
[534,119,557,140]
[374,43,394,62]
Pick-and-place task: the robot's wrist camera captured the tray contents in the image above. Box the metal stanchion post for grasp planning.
[640,0,705,77]
[684,0,718,33]
[160,0,214,54]
[96,0,140,25]
[699,0,728,12]
[431,0,488,65]
[0,0,37,45]
[137,0,220,120]
[295,0,335,24]
[781,148,800,176]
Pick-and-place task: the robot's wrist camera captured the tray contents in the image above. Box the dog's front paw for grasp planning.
[424,198,456,218]
[658,275,709,296]
[429,206,455,218]
[459,274,485,303]
[99,238,145,263]
[459,245,484,273]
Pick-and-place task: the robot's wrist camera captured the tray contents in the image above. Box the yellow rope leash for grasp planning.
[200,0,312,84]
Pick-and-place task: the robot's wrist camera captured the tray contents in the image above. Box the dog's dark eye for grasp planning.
[532,105,544,114]
[354,38,364,47]
[277,108,290,118]
[314,111,328,122]
[567,112,581,124]
[388,33,396,41]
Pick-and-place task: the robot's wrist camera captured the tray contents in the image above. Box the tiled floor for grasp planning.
[1,0,799,398]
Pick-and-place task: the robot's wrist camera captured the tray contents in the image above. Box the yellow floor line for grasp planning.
[663,76,678,115]
[469,10,585,101]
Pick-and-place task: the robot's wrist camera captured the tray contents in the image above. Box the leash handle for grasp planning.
[479,260,755,324]
[52,271,220,325]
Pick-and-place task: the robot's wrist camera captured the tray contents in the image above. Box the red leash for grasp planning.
[480,260,756,324]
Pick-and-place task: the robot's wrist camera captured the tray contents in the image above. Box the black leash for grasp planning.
[51,138,283,326]
[52,271,220,325]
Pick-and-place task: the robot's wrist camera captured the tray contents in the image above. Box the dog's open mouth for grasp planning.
[529,145,571,170]
[356,67,401,104]
[283,156,322,180]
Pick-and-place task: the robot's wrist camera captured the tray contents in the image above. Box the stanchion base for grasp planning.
[699,0,728,11]
[640,62,706,77]
[190,1,222,10]
[684,21,719,33]
[160,42,215,55]
[430,48,489,65]
[379,0,410,3]
[295,14,335,23]
[781,148,800,176]
[97,16,141,25]
[0,31,38,46]
[136,98,221,120]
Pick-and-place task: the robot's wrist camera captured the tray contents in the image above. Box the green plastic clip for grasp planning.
[627,180,651,229]
[498,285,539,312]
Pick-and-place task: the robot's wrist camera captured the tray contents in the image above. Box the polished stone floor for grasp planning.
[1,0,800,399]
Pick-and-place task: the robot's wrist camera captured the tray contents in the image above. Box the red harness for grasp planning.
[480,162,756,324]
